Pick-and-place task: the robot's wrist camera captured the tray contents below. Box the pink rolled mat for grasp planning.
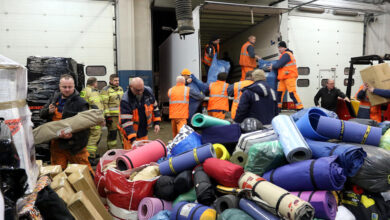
[116,139,166,170]
[138,197,172,220]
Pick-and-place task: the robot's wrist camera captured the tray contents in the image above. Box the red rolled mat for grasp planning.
[203,158,244,187]
[116,139,166,170]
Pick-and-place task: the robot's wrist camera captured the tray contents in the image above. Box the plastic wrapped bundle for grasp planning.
[193,166,215,206]
[217,208,254,220]
[349,146,390,192]
[245,140,287,176]
[151,210,171,220]
[154,176,177,201]
[379,128,390,150]
[240,117,263,133]
[235,129,278,153]
[291,191,338,220]
[0,120,20,168]
[272,115,312,163]
[174,170,194,195]
[239,172,315,220]
[263,156,346,191]
[305,139,366,177]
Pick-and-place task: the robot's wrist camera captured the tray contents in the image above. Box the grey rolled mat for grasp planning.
[213,195,239,214]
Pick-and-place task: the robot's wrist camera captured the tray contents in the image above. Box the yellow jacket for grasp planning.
[100,84,124,116]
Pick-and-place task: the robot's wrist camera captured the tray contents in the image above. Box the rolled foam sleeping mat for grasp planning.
[295,108,329,141]
[213,144,230,160]
[191,113,230,128]
[159,143,215,176]
[239,199,279,220]
[217,208,254,220]
[305,139,367,177]
[316,116,382,146]
[239,172,315,220]
[117,139,166,170]
[290,191,337,220]
[174,170,194,195]
[173,188,196,207]
[349,145,390,193]
[235,129,278,153]
[245,140,287,176]
[201,124,241,144]
[229,151,248,167]
[170,201,216,220]
[138,197,173,220]
[193,166,215,206]
[203,158,244,187]
[213,195,239,214]
[262,155,346,191]
[271,115,312,163]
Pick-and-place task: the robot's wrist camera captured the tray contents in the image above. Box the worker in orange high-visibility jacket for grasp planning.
[355,84,382,122]
[270,41,303,111]
[168,76,191,138]
[228,70,253,120]
[202,35,220,75]
[239,35,261,81]
[118,77,161,150]
[206,72,230,119]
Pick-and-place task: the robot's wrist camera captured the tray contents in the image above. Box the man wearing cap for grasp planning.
[181,69,206,124]
[202,35,220,74]
[239,35,261,81]
[234,69,278,125]
[270,41,303,111]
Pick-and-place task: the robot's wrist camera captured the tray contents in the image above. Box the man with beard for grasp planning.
[40,74,93,173]
[118,77,161,149]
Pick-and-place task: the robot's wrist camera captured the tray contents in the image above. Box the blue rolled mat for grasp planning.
[171,132,202,156]
[316,116,382,146]
[201,124,241,144]
[239,199,279,220]
[291,107,338,122]
[271,115,312,163]
[295,108,329,141]
[159,144,215,176]
[305,139,367,177]
[170,201,216,220]
[263,155,346,191]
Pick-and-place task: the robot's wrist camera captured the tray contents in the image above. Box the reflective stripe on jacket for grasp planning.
[168,83,190,119]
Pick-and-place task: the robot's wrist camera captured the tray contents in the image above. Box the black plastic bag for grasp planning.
[193,165,215,206]
[174,170,193,195]
[154,176,177,201]
[0,119,20,168]
[36,186,75,220]
[240,118,263,133]
[350,146,390,192]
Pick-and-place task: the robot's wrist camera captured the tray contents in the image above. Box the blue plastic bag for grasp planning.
[258,59,278,91]
[171,131,202,156]
[207,54,231,84]
[150,210,171,220]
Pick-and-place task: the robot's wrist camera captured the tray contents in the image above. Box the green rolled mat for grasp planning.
[217,208,254,220]
[245,140,287,176]
[229,151,248,167]
[191,113,231,128]
[172,187,197,206]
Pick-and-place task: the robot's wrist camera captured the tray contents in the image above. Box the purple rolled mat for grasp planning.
[138,197,172,220]
[316,116,381,146]
[291,191,337,220]
[159,143,216,176]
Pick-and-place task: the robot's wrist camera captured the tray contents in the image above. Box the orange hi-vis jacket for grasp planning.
[239,41,257,68]
[355,85,382,122]
[208,80,229,111]
[277,51,298,80]
[202,43,220,66]
[168,82,190,119]
[231,80,253,119]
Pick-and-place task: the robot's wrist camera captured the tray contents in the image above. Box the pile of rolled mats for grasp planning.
[95,109,390,220]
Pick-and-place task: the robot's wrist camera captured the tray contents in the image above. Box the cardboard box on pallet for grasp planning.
[360,63,390,106]
[64,164,98,195]
[68,170,112,220]
[40,165,62,178]
[51,172,75,196]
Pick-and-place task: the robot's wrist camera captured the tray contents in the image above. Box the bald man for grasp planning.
[118,77,161,149]
[314,79,350,112]
[168,76,191,138]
